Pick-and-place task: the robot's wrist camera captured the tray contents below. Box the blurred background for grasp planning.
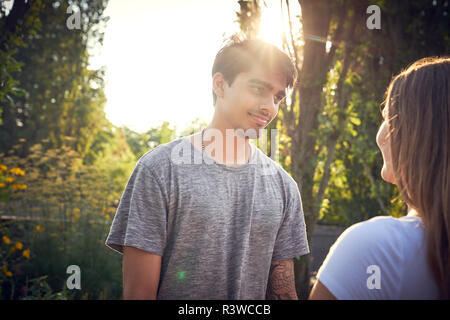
[0,0,449,299]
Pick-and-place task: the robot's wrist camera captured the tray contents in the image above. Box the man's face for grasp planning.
[215,64,287,138]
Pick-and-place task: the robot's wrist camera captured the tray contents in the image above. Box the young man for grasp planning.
[105,38,310,299]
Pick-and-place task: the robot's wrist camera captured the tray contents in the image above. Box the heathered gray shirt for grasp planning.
[105,136,309,299]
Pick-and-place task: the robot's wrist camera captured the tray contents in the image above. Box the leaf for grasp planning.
[349,116,361,126]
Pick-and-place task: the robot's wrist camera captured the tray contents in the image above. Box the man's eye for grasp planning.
[252,86,264,94]
[275,95,285,104]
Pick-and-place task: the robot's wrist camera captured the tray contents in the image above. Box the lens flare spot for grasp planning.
[176,271,186,280]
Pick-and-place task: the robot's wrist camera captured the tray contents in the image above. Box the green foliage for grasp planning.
[0,119,208,300]
[0,0,159,300]
[123,121,179,160]
[0,161,74,300]
[87,125,136,191]
[20,276,75,300]
[296,0,450,228]
[0,140,123,299]
[0,0,43,126]
[178,118,209,137]
[0,0,109,159]
[236,0,262,39]
[313,50,404,226]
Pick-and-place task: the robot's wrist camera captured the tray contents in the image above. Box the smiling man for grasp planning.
[105,37,310,300]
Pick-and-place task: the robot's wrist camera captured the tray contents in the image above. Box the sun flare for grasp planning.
[258,5,284,48]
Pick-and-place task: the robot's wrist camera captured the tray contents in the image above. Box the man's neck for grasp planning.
[201,118,252,167]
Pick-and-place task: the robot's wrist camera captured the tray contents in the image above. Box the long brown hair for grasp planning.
[385,57,450,299]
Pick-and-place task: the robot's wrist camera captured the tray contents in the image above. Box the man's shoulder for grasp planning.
[137,136,189,170]
[254,147,299,189]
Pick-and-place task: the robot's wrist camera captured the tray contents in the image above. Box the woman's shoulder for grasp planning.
[339,214,424,246]
[316,214,427,299]
[325,214,425,269]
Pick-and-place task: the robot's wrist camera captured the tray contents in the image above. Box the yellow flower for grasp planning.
[285,155,291,166]
[15,241,23,250]
[2,265,12,278]
[73,208,80,213]
[35,225,43,232]
[2,235,10,245]
[104,214,110,220]
[0,164,7,172]
[12,184,27,190]
[0,182,6,188]
[5,176,14,183]
[22,249,30,259]
[9,167,25,176]
[2,265,12,277]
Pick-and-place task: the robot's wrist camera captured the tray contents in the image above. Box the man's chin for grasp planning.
[244,127,264,139]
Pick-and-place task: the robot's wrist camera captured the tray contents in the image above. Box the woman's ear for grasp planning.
[212,72,227,100]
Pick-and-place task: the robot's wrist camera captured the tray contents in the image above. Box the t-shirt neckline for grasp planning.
[183,135,259,172]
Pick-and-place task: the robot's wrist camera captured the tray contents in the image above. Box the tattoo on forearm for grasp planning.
[266,260,298,300]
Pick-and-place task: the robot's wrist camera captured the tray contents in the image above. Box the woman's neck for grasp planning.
[407,207,421,218]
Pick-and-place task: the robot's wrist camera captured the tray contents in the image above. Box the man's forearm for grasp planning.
[266,259,298,300]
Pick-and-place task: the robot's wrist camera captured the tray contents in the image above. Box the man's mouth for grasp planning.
[248,112,269,126]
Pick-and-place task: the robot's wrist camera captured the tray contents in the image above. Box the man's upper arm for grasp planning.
[122,246,162,300]
[271,179,309,262]
[106,159,169,256]
[266,259,298,300]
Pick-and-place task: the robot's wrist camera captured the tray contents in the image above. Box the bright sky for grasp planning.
[89,0,301,133]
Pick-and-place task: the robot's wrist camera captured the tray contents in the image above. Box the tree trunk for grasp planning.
[291,0,364,298]
[291,0,333,298]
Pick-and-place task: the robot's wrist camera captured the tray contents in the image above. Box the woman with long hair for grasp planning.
[309,57,450,299]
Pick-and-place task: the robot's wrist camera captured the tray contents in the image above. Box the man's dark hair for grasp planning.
[211,36,298,105]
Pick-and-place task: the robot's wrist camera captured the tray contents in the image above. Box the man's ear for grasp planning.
[212,72,227,100]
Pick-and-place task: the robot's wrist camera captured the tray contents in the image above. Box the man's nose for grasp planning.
[259,97,276,115]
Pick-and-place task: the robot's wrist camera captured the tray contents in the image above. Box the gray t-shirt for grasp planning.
[105,136,309,299]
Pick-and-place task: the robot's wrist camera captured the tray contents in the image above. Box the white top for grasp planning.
[316,213,440,299]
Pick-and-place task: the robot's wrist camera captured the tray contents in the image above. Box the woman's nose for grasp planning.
[376,121,387,147]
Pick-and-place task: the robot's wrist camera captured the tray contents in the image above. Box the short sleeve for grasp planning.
[271,184,310,261]
[316,217,404,300]
[105,162,168,256]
